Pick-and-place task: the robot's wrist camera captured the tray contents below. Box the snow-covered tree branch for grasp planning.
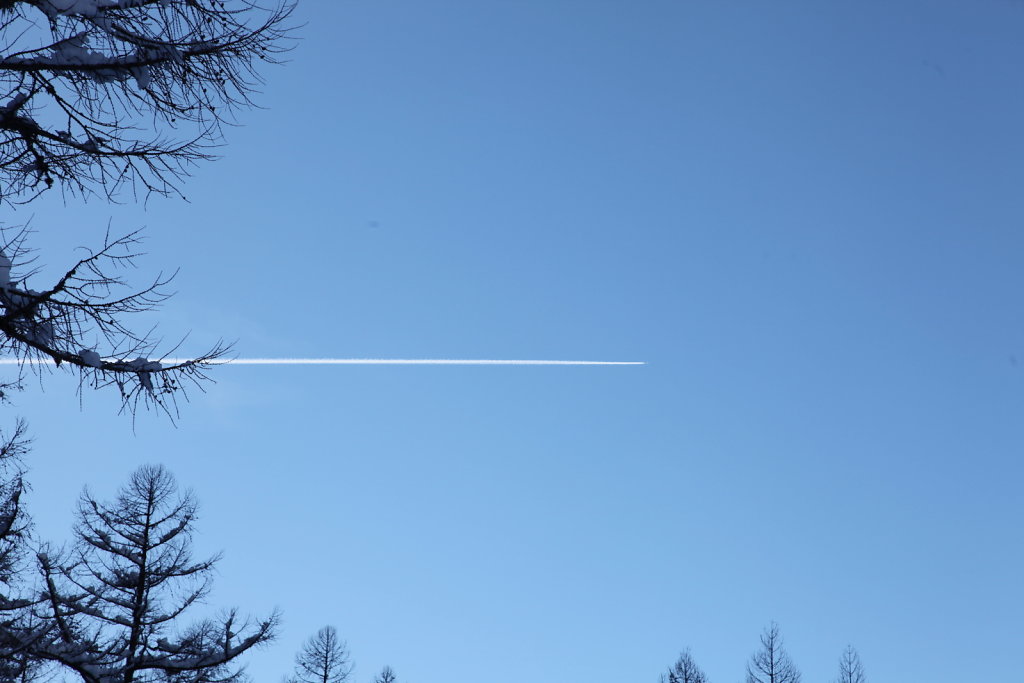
[0,0,295,415]
[0,227,229,417]
[0,0,295,202]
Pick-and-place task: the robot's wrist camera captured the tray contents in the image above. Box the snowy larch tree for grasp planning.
[745,622,801,683]
[289,625,353,683]
[20,464,277,683]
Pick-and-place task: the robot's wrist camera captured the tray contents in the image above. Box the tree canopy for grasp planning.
[0,0,295,415]
[4,464,277,682]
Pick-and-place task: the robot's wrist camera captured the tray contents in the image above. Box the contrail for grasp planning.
[0,358,645,366]
[207,358,645,365]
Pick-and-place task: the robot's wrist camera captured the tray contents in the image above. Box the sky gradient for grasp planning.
[7,2,1024,682]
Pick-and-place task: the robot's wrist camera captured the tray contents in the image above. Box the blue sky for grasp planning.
[8,1,1024,682]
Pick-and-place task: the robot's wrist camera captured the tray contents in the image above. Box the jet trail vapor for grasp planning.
[0,358,645,366]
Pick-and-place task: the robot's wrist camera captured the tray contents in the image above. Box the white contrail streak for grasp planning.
[0,358,645,366]
[204,358,645,365]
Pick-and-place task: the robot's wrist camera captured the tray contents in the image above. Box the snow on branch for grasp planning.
[0,227,230,417]
[0,0,296,201]
[14,465,278,683]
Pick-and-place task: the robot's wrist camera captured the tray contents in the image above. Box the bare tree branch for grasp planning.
[834,645,865,683]
[21,465,277,682]
[290,625,353,683]
[0,0,297,203]
[374,665,397,683]
[1,226,230,418]
[664,649,708,683]
[746,622,801,683]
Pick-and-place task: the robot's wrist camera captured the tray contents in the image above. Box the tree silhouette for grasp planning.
[746,622,801,683]
[290,625,353,683]
[15,464,277,682]
[0,0,295,414]
[0,0,295,202]
[834,645,865,683]
[662,649,708,683]
[374,665,397,683]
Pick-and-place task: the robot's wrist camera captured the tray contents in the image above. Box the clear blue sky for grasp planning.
[9,1,1024,682]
